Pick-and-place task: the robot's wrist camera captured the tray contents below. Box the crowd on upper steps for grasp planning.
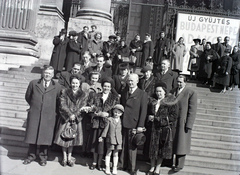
[21,24,239,175]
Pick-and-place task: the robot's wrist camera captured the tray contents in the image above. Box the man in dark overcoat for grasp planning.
[155,59,178,93]
[49,28,69,77]
[78,26,90,60]
[58,62,85,89]
[153,31,170,71]
[23,66,62,166]
[119,73,148,175]
[170,75,197,172]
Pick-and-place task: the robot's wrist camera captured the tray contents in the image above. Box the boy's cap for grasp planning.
[113,104,124,113]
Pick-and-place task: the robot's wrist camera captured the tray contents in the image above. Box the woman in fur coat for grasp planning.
[54,75,91,167]
[147,82,178,175]
[89,78,120,171]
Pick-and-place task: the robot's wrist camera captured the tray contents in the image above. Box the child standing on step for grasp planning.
[98,104,124,175]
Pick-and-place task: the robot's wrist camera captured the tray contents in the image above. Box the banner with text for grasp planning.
[176,12,240,74]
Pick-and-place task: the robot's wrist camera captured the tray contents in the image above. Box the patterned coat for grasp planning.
[149,95,178,160]
[138,75,157,98]
[54,88,89,147]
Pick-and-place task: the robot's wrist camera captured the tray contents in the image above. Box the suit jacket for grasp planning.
[121,88,148,129]
[58,71,85,89]
[113,74,129,94]
[155,69,178,93]
[170,87,197,155]
[101,117,122,145]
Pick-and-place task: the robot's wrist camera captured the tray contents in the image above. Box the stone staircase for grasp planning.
[0,63,240,174]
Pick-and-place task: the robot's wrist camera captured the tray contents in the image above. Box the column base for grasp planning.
[68,17,114,41]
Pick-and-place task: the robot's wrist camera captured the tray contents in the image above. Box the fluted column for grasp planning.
[77,0,112,21]
[68,0,114,41]
[0,0,40,68]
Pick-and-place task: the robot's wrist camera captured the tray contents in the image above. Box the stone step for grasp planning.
[193,124,240,136]
[197,103,240,112]
[0,96,26,105]
[190,146,240,160]
[0,102,29,111]
[0,72,41,79]
[0,145,28,158]
[185,155,240,172]
[196,113,240,123]
[0,76,30,84]
[191,138,240,151]
[0,125,25,137]
[0,81,28,88]
[197,94,240,102]
[197,107,240,117]
[0,133,27,148]
[0,116,26,128]
[198,98,238,106]
[0,91,25,99]
[0,86,27,93]
[0,109,27,119]
[0,70,41,76]
[192,131,240,143]
[195,118,240,129]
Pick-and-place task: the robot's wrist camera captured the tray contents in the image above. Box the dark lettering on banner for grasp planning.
[188,15,230,25]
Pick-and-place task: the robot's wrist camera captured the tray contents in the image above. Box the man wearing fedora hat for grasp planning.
[102,34,118,70]
[119,73,148,175]
[49,28,69,78]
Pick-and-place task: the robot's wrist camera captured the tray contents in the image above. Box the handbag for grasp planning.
[61,120,77,139]
[130,55,137,63]
[122,57,130,62]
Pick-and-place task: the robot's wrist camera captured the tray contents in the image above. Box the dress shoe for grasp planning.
[130,171,137,175]
[90,164,96,170]
[173,167,182,172]
[97,165,104,171]
[23,158,33,165]
[39,161,47,166]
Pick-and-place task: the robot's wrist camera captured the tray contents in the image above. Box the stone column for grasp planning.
[0,0,40,69]
[68,0,114,41]
[35,0,65,61]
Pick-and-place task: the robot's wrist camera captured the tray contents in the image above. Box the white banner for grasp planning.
[176,12,240,74]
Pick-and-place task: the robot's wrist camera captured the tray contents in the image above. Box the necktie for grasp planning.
[45,81,48,90]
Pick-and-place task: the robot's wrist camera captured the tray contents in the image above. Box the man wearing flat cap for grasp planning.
[102,34,118,69]
[119,73,148,175]
[49,28,69,78]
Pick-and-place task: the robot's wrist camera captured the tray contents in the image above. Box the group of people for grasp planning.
[188,36,240,93]
[49,26,188,79]
[23,47,197,175]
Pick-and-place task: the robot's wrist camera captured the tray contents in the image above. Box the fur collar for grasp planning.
[65,88,86,104]
[152,94,177,106]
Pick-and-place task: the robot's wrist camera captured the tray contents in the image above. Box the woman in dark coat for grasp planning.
[89,78,119,171]
[147,82,178,175]
[54,75,90,167]
[212,49,232,93]
[50,29,69,76]
[116,40,130,75]
[129,34,143,67]
[202,42,219,85]
[88,32,103,63]
[65,31,82,71]
[230,46,240,90]
[141,33,154,68]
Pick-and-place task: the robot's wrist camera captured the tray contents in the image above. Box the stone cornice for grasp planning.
[38,5,64,20]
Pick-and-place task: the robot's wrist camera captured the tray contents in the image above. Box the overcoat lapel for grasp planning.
[36,79,45,93]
